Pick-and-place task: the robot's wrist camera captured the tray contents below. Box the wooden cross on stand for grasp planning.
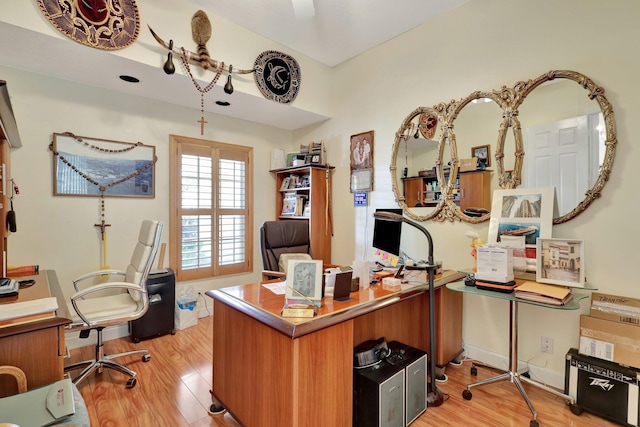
[198,116,208,135]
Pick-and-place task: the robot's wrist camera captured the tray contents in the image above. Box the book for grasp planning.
[281,192,297,215]
[514,281,573,305]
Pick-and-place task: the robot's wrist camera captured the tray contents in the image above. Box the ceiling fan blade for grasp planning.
[292,0,315,20]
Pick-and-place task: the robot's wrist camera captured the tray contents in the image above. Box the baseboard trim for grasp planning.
[462,345,565,390]
[65,324,130,350]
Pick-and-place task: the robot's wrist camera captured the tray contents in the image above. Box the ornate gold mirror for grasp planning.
[390,105,448,222]
[502,70,617,224]
[390,70,617,224]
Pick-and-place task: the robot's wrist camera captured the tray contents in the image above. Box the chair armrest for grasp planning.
[73,269,126,292]
[262,270,286,281]
[70,281,147,326]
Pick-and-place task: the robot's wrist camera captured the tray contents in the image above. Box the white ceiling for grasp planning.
[0,1,467,130]
[187,0,468,67]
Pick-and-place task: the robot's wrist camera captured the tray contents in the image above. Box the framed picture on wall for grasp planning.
[471,144,491,168]
[350,130,374,170]
[51,132,156,198]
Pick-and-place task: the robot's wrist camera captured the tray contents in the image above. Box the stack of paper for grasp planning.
[514,281,573,306]
[0,297,58,321]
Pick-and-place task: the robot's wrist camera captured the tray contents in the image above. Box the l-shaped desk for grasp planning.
[206,269,465,427]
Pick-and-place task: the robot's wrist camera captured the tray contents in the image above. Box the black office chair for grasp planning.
[259,220,313,281]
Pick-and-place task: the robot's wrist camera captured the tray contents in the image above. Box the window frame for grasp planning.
[169,134,253,282]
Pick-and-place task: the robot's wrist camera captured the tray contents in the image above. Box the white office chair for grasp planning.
[64,219,163,389]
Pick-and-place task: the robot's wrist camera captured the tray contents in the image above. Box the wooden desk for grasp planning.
[206,270,465,427]
[0,270,70,397]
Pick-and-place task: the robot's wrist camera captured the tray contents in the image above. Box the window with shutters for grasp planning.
[169,135,253,281]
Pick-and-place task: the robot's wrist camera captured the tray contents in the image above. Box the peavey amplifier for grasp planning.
[565,348,640,426]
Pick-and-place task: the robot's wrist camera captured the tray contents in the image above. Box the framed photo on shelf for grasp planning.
[536,238,585,287]
[471,144,491,168]
[488,187,555,247]
[279,176,291,191]
[285,259,323,305]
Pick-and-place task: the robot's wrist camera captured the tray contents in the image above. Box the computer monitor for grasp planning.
[372,208,403,258]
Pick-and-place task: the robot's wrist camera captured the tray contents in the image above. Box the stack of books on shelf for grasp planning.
[514,281,573,306]
[281,192,308,216]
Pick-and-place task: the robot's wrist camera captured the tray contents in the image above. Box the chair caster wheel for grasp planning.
[133,338,140,343]
[142,354,151,362]
[171,329,176,335]
[462,389,472,400]
[569,403,583,415]
[126,377,137,389]
[530,420,539,427]
[471,364,478,376]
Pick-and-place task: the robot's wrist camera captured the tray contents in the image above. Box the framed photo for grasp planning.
[310,153,322,164]
[350,130,374,170]
[279,176,291,191]
[350,169,373,193]
[52,132,156,198]
[488,187,555,247]
[471,144,491,168]
[536,238,585,287]
[286,259,323,305]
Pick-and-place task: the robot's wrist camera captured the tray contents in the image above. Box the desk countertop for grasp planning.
[207,269,466,339]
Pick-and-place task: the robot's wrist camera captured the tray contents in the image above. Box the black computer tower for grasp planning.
[130,268,176,342]
[565,347,639,426]
[353,360,405,427]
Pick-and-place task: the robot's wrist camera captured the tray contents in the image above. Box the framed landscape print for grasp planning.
[51,132,156,198]
[536,238,585,287]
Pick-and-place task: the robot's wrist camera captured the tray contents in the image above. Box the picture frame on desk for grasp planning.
[285,259,323,306]
[536,238,585,288]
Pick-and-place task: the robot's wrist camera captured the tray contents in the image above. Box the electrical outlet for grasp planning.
[541,336,554,354]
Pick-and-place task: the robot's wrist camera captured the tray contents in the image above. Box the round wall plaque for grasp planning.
[37,0,140,50]
[254,50,301,104]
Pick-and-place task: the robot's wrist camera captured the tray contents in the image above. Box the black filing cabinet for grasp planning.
[131,268,176,342]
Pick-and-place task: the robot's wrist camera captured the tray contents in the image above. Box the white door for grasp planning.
[523,115,589,217]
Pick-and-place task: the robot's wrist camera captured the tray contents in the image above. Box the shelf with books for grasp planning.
[272,165,334,264]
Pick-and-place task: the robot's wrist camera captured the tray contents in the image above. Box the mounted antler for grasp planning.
[148,10,254,76]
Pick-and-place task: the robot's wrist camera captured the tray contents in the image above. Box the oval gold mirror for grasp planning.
[502,70,617,224]
[446,91,508,223]
[391,105,447,221]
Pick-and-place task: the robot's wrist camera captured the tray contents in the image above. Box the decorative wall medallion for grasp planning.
[37,0,140,50]
[254,50,301,103]
[419,112,438,139]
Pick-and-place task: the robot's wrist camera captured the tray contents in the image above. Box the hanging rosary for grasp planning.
[180,47,223,135]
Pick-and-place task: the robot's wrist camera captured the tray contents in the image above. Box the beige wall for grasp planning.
[2,0,639,387]
[296,0,640,386]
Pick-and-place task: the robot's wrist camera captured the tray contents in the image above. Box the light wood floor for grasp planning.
[68,315,618,426]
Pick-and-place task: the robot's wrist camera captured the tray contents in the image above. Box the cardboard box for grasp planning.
[459,157,478,172]
[591,292,640,327]
[579,315,640,369]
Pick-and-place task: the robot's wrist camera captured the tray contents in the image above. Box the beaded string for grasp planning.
[49,134,157,192]
[180,47,223,135]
